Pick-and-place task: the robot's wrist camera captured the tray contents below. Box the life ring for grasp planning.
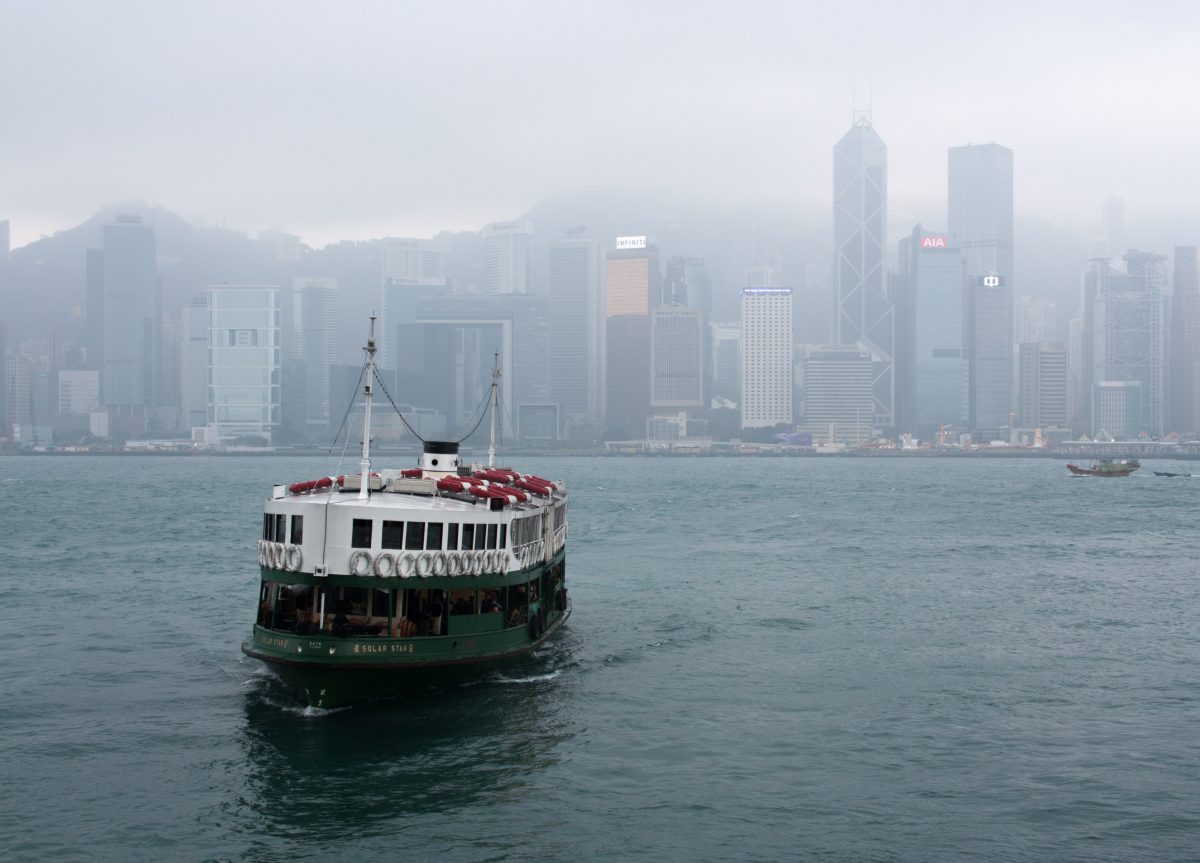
[272,542,286,570]
[446,552,461,577]
[257,540,267,568]
[416,552,433,578]
[469,551,482,576]
[286,545,303,572]
[477,551,488,575]
[373,551,396,578]
[349,550,372,577]
[397,552,416,579]
[431,553,448,577]
[480,551,492,573]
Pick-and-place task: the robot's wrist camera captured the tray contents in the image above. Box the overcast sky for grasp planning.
[3,0,1199,249]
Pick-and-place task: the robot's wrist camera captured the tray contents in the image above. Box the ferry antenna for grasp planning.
[487,352,500,468]
[359,315,376,500]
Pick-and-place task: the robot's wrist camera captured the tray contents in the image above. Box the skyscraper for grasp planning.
[664,256,713,314]
[949,143,1014,433]
[548,234,603,427]
[292,277,338,428]
[207,285,280,444]
[799,345,874,445]
[481,220,533,295]
[834,114,892,428]
[1168,246,1200,434]
[605,237,660,438]
[905,229,968,435]
[379,237,451,371]
[740,288,793,429]
[1018,342,1068,429]
[651,307,705,411]
[1082,254,1166,437]
[180,294,208,431]
[101,216,157,410]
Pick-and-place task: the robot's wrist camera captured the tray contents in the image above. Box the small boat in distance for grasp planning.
[1154,471,1192,477]
[1067,459,1141,477]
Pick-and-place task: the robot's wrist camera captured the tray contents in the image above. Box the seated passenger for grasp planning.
[482,593,502,613]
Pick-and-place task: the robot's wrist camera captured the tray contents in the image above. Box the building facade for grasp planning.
[1168,246,1200,434]
[292,277,338,428]
[740,288,793,428]
[481,221,533,296]
[207,285,281,444]
[651,306,705,411]
[968,274,1013,433]
[379,237,451,371]
[800,345,874,444]
[101,217,157,410]
[1018,342,1068,429]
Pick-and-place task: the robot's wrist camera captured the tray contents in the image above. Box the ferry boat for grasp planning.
[242,318,569,708]
[1066,459,1140,477]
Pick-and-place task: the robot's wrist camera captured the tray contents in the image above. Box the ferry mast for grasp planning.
[359,315,376,500]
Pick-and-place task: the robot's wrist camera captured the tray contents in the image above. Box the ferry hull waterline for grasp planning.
[242,317,570,709]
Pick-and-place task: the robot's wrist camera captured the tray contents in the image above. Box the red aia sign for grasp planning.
[920,235,948,249]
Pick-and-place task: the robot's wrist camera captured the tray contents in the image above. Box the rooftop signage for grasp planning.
[919,235,949,249]
[740,287,793,295]
[616,236,647,250]
[978,275,1005,287]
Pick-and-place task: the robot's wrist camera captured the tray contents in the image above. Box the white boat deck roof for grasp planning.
[273,488,556,514]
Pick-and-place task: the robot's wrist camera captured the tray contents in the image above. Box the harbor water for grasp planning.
[2,455,1199,862]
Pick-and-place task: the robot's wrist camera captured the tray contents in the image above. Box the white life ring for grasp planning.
[349,550,372,577]
[463,551,476,576]
[416,552,433,578]
[474,550,486,576]
[286,545,303,572]
[486,550,498,572]
[272,542,286,570]
[397,552,416,579]
[519,545,529,568]
[431,553,448,577]
[257,540,267,568]
[373,551,396,578]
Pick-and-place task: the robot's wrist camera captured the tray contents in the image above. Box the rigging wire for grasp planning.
[327,362,366,453]
[371,367,428,444]
[454,383,494,444]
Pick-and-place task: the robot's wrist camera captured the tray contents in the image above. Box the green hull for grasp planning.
[243,551,569,708]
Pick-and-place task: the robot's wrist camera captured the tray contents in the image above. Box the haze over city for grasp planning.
[3,0,1200,453]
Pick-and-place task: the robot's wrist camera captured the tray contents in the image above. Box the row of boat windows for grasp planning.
[262,512,548,550]
[263,513,303,544]
[258,579,553,636]
[352,519,505,552]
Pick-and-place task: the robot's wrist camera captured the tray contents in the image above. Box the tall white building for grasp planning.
[740,288,793,428]
[207,285,280,444]
[292,277,337,427]
[379,237,451,371]
[481,220,533,295]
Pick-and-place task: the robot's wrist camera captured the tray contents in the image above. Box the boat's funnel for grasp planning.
[420,440,460,474]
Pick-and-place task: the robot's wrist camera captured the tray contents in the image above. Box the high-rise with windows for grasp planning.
[651,307,705,411]
[1018,342,1068,429]
[740,288,793,428]
[481,221,533,296]
[207,285,280,444]
[799,345,874,444]
[834,114,892,428]
[904,229,967,435]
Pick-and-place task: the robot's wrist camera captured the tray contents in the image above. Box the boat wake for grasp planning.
[489,670,562,685]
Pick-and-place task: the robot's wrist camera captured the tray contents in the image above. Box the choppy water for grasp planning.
[2,455,1200,862]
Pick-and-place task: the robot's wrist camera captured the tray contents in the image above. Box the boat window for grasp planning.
[500,524,507,549]
[263,513,272,541]
[486,524,498,549]
[381,520,404,549]
[290,515,303,545]
[480,589,503,615]
[427,522,443,551]
[450,589,476,615]
[474,525,486,550]
[527,578,539,604]
[344,587,368,616]
[274,513,286,543]
[406,521,425,550]
[461,523,474,550]
[370,589,391,618]
[351,518,373,549]
[447,523,459,550]
[506,584,527,627]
